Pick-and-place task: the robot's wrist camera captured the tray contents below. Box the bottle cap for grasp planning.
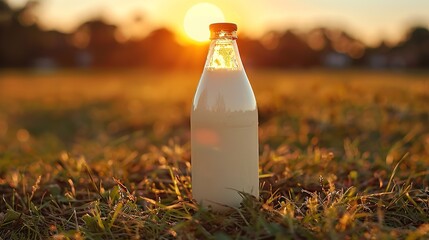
[209,23,237,32]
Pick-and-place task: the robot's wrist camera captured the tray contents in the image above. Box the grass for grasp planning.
[0,69,428,239]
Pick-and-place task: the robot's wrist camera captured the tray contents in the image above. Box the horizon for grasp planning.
[5,0,429,47]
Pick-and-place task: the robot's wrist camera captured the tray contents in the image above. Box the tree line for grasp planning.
[1,2,429,69]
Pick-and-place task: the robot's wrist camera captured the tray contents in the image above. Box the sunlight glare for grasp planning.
[183,3,225,42]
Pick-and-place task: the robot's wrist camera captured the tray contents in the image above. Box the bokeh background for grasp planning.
[1,0,429,70]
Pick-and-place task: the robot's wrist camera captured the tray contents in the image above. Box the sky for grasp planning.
[6,0,429,46]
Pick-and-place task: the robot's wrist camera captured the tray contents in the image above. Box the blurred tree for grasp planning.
[0,1,35,67]
[140,28,182,68]
[75,19,120,67]
[237,35,266,69]
[382,26,429,68]
[273,30,319,68]
[365,41,390,69]
[402,27,429,67]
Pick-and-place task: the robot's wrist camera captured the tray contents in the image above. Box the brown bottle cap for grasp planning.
[209,23,237,32]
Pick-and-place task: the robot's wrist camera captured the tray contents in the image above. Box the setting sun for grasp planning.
[183,3,225,42]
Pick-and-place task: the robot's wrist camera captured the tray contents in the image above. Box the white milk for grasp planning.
[191,69,259,209]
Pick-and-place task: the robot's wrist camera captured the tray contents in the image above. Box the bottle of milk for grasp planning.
[191,23,259,209]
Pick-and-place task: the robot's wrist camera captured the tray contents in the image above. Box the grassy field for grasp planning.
[0,69,428,239]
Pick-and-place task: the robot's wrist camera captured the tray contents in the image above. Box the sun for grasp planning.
[183,3,225,42]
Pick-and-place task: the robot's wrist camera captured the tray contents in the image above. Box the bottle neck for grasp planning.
[205,31,243,71]
[210,30,237,40]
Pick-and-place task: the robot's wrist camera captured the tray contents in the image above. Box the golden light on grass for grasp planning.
[0,70,428,238]
[183,2,225,42]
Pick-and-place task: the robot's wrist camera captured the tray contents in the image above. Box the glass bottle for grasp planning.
[191,23,259,209]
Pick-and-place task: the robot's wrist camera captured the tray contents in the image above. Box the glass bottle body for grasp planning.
[191,27,259,209]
